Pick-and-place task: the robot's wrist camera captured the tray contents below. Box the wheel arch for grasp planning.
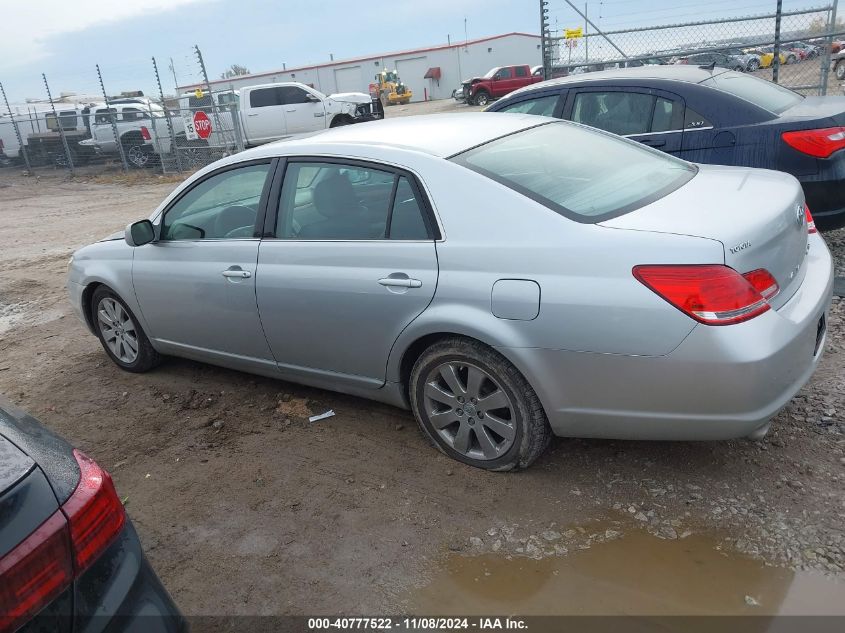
[389,311,538,408]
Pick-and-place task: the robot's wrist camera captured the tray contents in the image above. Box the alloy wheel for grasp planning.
[126,145,149,168]
[97,297,139,364]
[422,361,516,460]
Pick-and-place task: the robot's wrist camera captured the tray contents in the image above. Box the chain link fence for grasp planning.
[547,4,844,96]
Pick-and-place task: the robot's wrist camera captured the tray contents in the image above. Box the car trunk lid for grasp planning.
[778,95,845,126]
[601,164,809,310]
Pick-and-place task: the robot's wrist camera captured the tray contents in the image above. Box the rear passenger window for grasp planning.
[277,163,431,240]
[571,92,653,136]
[497,94,559,117]
[651,97,675,132]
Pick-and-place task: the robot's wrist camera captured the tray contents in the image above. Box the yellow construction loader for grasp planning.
[369,69,412,106]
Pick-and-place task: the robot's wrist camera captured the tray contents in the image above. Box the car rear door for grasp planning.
[255,158,439,391]
[242,87,288,143]
[562,86,686,154]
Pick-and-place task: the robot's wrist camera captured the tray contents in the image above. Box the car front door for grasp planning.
[91,108,118,152]
[243,87,288,143]
[132,160,277,371]
[279,86,327,134]
[256,159,439,391]
[492,67,514,96]
[564,87,685,155]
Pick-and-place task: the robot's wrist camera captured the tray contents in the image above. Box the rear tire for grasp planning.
[409,337,551,471]
[91,286,161,373]
[835,59,845,81]
[747,59,760,72]
[122,137,152,169]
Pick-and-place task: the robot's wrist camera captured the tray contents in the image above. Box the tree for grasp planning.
[807,16,845,35]
[220,64,250,79]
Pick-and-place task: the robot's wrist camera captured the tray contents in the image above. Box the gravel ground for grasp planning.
[0,166,843,614]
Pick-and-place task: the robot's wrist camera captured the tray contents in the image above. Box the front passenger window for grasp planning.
[161,164,271,240]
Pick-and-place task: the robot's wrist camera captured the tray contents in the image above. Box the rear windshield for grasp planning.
[700,72,802,114]
[450,122,696,222]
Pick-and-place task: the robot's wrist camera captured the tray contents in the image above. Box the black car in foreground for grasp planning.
[488,66,845,230]
[0,396,184,633]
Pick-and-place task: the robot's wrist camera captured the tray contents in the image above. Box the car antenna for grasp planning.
[698,62,717,71]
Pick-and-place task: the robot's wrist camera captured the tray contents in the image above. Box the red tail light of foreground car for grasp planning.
[0,450,125,633]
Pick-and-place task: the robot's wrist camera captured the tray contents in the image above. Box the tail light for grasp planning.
[0,515,73,633]
[742,268,779,300]
[0,451,125,633]
[782,127,845,158]
[140,126,151,141]
[63,450,126,573]
[633,264,773,326]
[805,204,817,234]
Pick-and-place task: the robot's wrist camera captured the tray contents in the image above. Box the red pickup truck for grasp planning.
[459,65,544,106]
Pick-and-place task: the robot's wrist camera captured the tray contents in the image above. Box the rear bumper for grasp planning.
[73,520,186,633]
[501,234,834,441]
[799,162,845,230]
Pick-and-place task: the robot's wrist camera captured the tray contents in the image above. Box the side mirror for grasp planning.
[125,219,155,247]
[305,93,321,103]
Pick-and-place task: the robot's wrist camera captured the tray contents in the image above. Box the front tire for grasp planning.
[835,59,845,81]
[747,59,760,72]
[91,286,161,373]
[473,91,491,107]
[409,337,551,471]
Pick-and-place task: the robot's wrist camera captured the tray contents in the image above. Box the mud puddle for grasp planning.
[412,529,845,616]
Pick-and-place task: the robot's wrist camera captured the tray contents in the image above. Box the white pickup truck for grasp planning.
[149,82,381,156]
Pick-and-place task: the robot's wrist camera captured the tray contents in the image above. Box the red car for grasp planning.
[459,65,543,106]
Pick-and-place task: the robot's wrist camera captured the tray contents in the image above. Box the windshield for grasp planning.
[700,71,803,114]
[450,122,696,222]
[483,67,501,79]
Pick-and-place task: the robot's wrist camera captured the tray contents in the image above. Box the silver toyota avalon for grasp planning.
[67,114,834,471]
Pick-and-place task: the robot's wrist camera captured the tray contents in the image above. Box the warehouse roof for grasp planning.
[177,32,541,91]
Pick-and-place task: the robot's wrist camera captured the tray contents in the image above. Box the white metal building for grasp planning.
[178,33,542,102]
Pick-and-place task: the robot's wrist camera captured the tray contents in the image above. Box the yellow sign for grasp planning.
[194,88,204,99]
[564,27,583,39]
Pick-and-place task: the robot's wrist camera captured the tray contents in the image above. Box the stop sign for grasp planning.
[193,111,212,139]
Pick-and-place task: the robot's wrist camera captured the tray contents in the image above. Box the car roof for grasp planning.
[520,65,732,91]
[255,113,548,158]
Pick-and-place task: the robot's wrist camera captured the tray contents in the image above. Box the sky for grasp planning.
[0,0,828,103]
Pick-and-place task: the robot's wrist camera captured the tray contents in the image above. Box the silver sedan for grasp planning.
[67,114,834,471]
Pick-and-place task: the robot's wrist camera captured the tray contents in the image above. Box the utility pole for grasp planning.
[773,0,783,84]
[541,0,552,79]
[585,2,589,64]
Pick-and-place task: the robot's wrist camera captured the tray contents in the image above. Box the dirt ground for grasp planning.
[0,157,844,615]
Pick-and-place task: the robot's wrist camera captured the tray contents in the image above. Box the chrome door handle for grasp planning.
[285,109,296,113]
[247,113,259,117]
[379,277,422,288]
[222,269,251,279]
